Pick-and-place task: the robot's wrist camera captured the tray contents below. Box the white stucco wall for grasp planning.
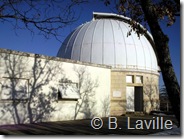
[0,49,111,125]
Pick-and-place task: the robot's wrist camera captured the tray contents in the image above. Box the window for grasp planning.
[1,78,28,100]
[136,76,143,84]
[58,82,80,100]
[126,75,133,83]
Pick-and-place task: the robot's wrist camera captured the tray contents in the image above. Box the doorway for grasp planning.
[126,86,143,112]
[134,86,143,112]
[126,86,134,112]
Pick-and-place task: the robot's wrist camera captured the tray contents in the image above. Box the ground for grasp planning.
[0,115,179,135]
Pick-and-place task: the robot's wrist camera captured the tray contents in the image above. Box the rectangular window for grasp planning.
[136,76,143,84]
[58,82,80,100]
[1,78,28,100]
[126,75,133,83]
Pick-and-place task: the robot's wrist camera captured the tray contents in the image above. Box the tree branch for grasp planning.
[0,0,87,41]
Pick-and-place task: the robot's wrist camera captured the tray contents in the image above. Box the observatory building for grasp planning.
[0,12,160,125]
[57,12,160,115]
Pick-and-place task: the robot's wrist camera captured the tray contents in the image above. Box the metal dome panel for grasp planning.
[57,12,159,72]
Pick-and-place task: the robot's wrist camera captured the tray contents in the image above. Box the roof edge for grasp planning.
[93,12,131,21]
[0,48,112,69]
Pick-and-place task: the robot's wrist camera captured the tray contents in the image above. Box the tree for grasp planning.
[159,86,172,112]
[0,0,87,41]
[104,0,180,126]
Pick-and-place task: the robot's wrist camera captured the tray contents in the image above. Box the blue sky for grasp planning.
[0,1,180,88]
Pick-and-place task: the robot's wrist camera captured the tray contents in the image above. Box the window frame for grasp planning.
[58,82,80,101]
[126,75,134,83]
[136,75,143,84]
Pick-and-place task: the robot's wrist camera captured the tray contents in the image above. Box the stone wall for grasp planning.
[110,69,159,115]
[110,71,126,115]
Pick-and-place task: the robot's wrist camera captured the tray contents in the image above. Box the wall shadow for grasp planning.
[0,53,63,124]
[143,77,159,113]
[72,66,99,120]
[0,51,105,125]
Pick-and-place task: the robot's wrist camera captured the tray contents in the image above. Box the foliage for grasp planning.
[103,0,179,36]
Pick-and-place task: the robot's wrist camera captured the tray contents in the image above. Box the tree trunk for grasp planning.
[140,0,180,127]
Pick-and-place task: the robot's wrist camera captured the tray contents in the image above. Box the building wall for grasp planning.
[0,49,160,126]
[0,49,111,125]
[110,70,159,115]
[110,71,126,115]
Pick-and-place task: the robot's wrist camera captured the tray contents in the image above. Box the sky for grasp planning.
[0,1,180,89]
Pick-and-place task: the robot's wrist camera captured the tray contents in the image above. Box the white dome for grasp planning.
[57,12,159,72]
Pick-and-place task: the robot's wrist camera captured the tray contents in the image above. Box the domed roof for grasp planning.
[57,12,159,72]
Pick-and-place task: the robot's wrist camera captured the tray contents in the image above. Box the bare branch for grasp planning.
[0,0,87,41]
